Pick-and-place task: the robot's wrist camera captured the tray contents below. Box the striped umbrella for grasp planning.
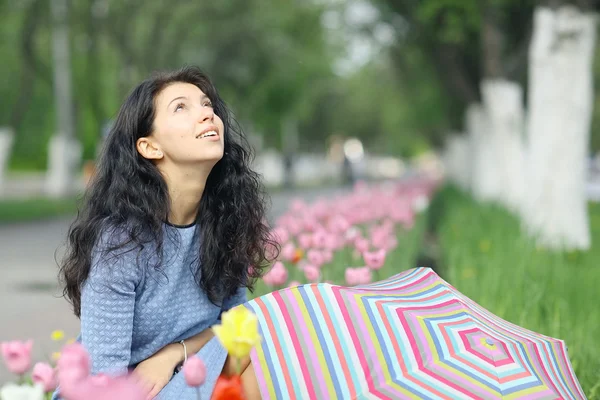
[244,267,585,399]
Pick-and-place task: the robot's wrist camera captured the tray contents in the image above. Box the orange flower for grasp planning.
[291,248,304,264]
[211,374,244,400]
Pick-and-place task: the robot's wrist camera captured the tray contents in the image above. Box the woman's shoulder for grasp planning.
[89,221,149,282]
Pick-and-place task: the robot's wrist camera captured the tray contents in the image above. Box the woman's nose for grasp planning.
[198,106,214,122]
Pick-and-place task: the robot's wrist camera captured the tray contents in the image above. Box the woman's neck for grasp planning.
[160,164,211,226]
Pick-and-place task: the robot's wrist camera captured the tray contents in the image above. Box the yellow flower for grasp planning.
[52,352,61,361]
[479,239,491,253]
[212,306,262,359]
[461,267,476,280]
[51,330,65,341]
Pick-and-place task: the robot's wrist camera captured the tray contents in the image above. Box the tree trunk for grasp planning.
[443,133,470,191]
[46,0,80,197]
[480,79,526,212]
[523,6,596,250]
[466,103,495,201]
[0,127,14,194]
[481,0,505,79]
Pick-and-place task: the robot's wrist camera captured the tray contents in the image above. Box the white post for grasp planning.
[46,0,81,197]
[523,6,596,250]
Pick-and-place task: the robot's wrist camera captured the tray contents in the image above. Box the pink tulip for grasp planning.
[345,227,361,244]
[183,355,207,387]
[345,268,361,286]
[270,227,289,244]
[32,362,57,392]
[311,230,329,249]
[303,264,320,282]
[321,249,333,264]
[280,242,297,261]
[371,231,394,250]
[262,261,288,286]
[57,343,91,399]
[57,344,145,400]
[71,375,146,400]
[307,250,324,268]
[302,217,319,232]
[290,199,307,213]
[288,280,302,288]
[363,249,387,270]
[1,340,33,375]
[354,237,370,253]
[286,218,303,236]
[324,234,343,251]
[385,236,398,251]
[328,216,350,233]
[298,233,313,249]
[345,267,372,286]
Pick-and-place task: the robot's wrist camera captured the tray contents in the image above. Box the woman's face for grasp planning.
[139,82,225,165]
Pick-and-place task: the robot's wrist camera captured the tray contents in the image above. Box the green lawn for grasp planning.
[433,186,600,399]
[0,197,78,224]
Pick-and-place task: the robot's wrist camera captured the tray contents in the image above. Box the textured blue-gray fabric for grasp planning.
[52,223,246,399]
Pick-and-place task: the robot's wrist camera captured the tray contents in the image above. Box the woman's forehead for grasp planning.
[156,82,206,104]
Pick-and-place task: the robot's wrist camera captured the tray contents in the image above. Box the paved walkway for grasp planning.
[0,185,350,381]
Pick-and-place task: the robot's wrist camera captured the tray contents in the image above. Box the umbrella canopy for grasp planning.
[245,267,585,399]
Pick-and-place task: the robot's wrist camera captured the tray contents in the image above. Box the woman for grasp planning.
[56,66,275,399]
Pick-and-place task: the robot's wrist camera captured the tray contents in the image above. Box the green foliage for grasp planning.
[0,197,78,224]
[416,0,480,45]
[0,1,335,169]
[434,185,600,398]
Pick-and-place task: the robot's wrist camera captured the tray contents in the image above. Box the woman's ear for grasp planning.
[136,137,163,160]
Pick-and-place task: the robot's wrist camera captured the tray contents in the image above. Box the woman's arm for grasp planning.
[80,250,140,375]
[152,286,249,368]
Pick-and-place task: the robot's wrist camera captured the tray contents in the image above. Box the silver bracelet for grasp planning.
[180,340,187,365]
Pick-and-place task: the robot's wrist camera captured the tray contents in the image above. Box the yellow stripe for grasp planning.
[251,306,278,400]
[414,311,501,398]
[504,384,551,400]
[355,292,418,398]
[290,288,337,396]
[254,344,277,399]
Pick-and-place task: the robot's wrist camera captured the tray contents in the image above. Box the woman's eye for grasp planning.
[175,103,185,112]
[203,101,213,108]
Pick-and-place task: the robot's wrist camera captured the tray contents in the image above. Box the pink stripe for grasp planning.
[272,291,318,399]
[558,343,586,398]
[331,286,382,397]
[397,301,489,399]
[537,340,570,397]
[374,298,452,399]
[282,289,330,398]
[250,347,269,399]
[251,297,297,400]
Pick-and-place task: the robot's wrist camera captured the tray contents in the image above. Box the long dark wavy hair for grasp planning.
[59,66,277,318]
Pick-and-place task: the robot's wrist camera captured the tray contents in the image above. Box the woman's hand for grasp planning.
[133,343,181,399]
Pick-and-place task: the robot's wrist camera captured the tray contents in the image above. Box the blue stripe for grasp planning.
[319,285,363,391]
[243,302,284,399]
[359,294,441,398]
[299,286,347,398]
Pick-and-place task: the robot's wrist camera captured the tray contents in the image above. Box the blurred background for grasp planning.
[1,0,600,397]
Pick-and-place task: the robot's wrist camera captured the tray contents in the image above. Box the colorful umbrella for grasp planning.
[245,267,585,399]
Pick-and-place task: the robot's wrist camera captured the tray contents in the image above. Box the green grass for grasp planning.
[250,209,429,298]
[433,185,600,398]
[0,197,78,224]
